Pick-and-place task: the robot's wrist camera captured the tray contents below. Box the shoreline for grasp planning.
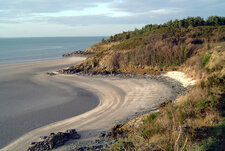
[0,56,62,65]
[0,57,100,150]
[0,57,195,151]
[51,72,192,150]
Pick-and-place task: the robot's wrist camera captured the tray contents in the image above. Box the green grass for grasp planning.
[110,140,134,151]
[196,98,217,111]
[141,113,162,139]
[202,53,211,66]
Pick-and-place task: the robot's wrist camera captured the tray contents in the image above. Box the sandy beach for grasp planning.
[0,57,192,151]
[0,57,99,150]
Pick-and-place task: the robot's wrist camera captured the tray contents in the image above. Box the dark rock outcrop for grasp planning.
[104,124,125,139]
[62,50,94,57]
[46,72,56,76]
[58,66,120,76]
[27,129,80,151]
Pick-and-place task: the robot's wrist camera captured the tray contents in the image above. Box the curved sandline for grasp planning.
[2,75,172,151]
[1,76,124,151]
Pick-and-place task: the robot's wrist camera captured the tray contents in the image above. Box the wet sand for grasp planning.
[1,65,174,150]
[0,57,190,151]
[0,57,99,149]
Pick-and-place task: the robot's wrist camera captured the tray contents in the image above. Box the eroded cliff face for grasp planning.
[62,25,225,75]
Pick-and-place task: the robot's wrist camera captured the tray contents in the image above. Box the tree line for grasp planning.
[104,16,225,43]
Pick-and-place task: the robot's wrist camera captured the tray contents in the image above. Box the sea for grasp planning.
[0,37,106,64]
[0,36,104,149]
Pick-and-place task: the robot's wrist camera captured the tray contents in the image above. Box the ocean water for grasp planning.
[0,36,104,148]
[0,37,106,63]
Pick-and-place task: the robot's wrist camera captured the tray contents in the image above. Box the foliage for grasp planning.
[79,16,225,75]
[85,24,225,72]
[202,53,211,66]
[106,16,225,43]
[108,26,224,70]
[110,140,134,151]
[140,113,162,139]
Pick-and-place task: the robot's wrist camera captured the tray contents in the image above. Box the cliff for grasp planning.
[65,16,225,75]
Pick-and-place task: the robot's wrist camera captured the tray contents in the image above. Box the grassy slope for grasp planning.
[77,25,225,75]
[110,42,225,151]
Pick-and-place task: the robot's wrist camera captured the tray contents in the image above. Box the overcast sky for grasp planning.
[0,0,224,37]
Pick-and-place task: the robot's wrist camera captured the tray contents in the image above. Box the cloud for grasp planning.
[0,0,224,37]
[150,8,182,15]
[0,0,111,22]
[0,0,224,24]
[44,14,148,26]
[43,9,184,26]
[0,0,110,13]
[39,0,225,27]
[0,22,144,37]
[109,0,224,13]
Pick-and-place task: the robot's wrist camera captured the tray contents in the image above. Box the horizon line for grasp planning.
[0,35,109,38]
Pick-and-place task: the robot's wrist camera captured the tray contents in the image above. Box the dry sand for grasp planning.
[163,71,196,87]
[0,58,194,151]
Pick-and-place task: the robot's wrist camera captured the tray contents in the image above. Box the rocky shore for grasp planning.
[62,50,94,57]
[27,129,80,151]
[58,67,190,98]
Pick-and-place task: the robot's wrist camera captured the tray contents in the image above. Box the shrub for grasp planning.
[111,140,135,151]
[196,97,218,113]
[140,128,148,139]
[207,74,223,88]
[191,137,218,151]
[144,113,157,123]
[141,113,162,139]
[202,53,210,66]
[207,43,211,50]
[200,81,206,89]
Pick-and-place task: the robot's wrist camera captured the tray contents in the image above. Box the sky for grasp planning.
[0,0,224,37]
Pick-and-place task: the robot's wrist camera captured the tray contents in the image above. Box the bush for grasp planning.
[200,81,206,89]
[111,140,135,151]
[140,128,148,139]
[191,137,218,151]
[144,113,157,122]
[202,53,210,66]
[196,98,217,112]
[141,113,162,139]
[206,75,224,88]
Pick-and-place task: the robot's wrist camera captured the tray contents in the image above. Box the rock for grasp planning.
[105,132,112,137]
[62,50,94,57]
[27,129,80,151]
[66,129,81,139]
[110,124,125,138]
[99,132,106,138]
[40,136,47,140]
[158,100,172,109]
[46,72,56,76]
[62,53,70,57]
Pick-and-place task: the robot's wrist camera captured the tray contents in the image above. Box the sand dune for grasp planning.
[1,57,174,151]
[163,71,196,87]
